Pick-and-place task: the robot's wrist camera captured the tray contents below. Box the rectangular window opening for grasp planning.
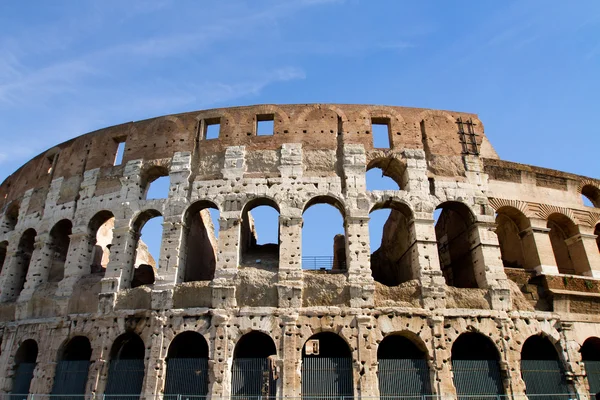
[114,139,126,166]
[371,118,391,149]
[256,114,275,136]
[204,118,221,140]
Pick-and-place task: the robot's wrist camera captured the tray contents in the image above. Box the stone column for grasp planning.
[211,206,240,308]
[565,232,600,278]
[141,319,167,400]
[277,213,303,308]
[0,239,21,302]
[496,318,528,397]
[356,315,378,398]
[279,313,300,398]
[521,219,560,275]
[0,328,16,393]
[209,312,231,399]
[90,331,113,398]
[428,315,456,399]
[345,214,375,308]
[18,233,52,302]
[559,322,589,396]
[56,227,94,297]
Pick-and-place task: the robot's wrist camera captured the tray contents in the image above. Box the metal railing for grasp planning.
[301,256,346,271]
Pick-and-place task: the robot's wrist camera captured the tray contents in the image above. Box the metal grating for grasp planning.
[231,358,276,399]
[378,358,431,397]
[452,360,504,399]
[11,362,35,395]
[585,360,600,394]
[164,358,209,396]
[104,359,145,400]
[521,359,572,398]
[51,360,91,399]
[302,357,353,399]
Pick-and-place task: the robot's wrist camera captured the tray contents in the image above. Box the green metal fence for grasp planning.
[521,359,573,399]
[231,358,276,399]
[452,359,504,399]
[11,362,36,396]
[104,359,145,400]
[301,357,353,399]
[378,359,431,397]
[164,358,209,397]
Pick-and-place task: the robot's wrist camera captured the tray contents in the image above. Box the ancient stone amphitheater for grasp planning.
[1,104,600,400]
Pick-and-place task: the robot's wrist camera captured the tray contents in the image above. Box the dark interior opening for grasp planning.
[452,332,499,360]
[167,332,209,359]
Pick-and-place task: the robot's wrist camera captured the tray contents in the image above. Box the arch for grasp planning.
[521,334,572,396]
[141,165,170,200]
[0,240,7,274]
[52,336,92,397]
[378,333,431,397]
[434,201,480,288]
[1,201,19,233]
[181,200,219,282]
[10,228,36,301]
[581,337,600,393]
[240,197,280,269]
[547,213,580,275]
[581,184,600,208]
[88,210,115,274]
[366,157,405,190]
[495,206,533,270]
[232,331,277,399]
[47,219,73,283]
[595,224,600,252]
[369,201,415,286]
[451,332,503,397]
[302,332,353,398]
[303,198,347,271]
[164,332,209,396]
[105,333,145,398]
[130,209,162,285]
[12,339,38,395]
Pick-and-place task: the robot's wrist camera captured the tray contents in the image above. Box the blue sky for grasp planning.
[1,0,599,265]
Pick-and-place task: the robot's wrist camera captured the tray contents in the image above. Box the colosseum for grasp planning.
[0,103,599,400]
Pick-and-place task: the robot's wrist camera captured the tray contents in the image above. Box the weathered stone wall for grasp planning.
[0,104,598,398]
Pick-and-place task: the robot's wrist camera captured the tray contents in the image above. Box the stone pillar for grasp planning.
[402,149,428,192]
[522,219,560,275]
[345,214,375,308]
[428,315,456,399]
[141,320,167,400]
[410,214,447,310]
[56,227,94,297]
[209,312,232,399]
[280,313,300,398]
[0,328,16,393]
[90,332,112,398]
[279,143,303,179]
[18,233,52,302]
[565,232,600,278]
[559,322,589,396]
[356,315,378,398]
[0,239,21,302]
[277,213,303,308]
[496,318,528,397]
[211,204,240,308]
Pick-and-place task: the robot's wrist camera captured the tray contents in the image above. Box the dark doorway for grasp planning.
[12,339,38,395]
[232,331,277,399]
[582,337,600,394]
[51,336,92,399]
[521,335,572,397]
[378,334,431,396]
[164,332,209,397]
[104,333,145,400]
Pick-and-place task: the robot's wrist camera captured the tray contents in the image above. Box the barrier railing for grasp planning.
[301,256,346,271]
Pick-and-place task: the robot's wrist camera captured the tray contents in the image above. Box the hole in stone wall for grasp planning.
[582,185,600,208]
[12,339,38,396]
[521,335,571,396]
[378,334,427,359]
[165,332,209,397]
[240,200,279,269]
[256,114,275,136]
[0,241,7,274]
[547,213,580,275]
[367,158,404,190]
[372,118,391,149]
[232,331,277,398]
[205,118,221,140]
[302,200,345,271]
[59,336,92,361]
[146,176,170,200]
[183,201,220,282]
[137,214,163,272]
[89,211,115,274]
[234,331,277,358]
[48,219,72,283]
[595,224,600,252]
[581,337,600,361]
[2,202,19,233]
[13,229,36,300]
[435,202,479,288]
[114,140,126,166]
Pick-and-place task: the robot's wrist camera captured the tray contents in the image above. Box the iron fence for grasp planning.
[301,257,346,271]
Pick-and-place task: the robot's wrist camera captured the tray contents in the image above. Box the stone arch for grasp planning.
[0,240,7,274]
[52,336,92,397]
[7,228,37,301]
[521,334,572,396]
[130,209,162,281]
[294,106,344,136]
[47,219,73,283]
[231,330,277,399]
[181,200,220,282]
[547,213,581,275]
[434,201,480,288]
[595,223,600,252]
[303,195,346,218]
[581,337,600,393]
[164,331,210,397]
[240,197,280,269]
[370,200,415,286]
[88,210,115,274]
[145,115,186,136]
[495,206,533,270]
[366,157,405,190]
[1,201,19,234]
[580,181,600,208]
[302,331,353,398]
[105,332,146,398]
[140,164,170,199]
[451,332,504,397]
[295,104,349,126]
[12,339,38,395]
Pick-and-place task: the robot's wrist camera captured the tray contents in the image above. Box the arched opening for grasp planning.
[366,158,404,191]
[51,336,92,397]
[521,335,571,396]
[595,224,600,253]
[12,339,38,395]
[451,332,504,397]
[0,240,8,273]
[131,210,163,287]
[547,214,580,275]
[435,202,479,288]
[495,207,532,270]
[142,166,170,200]
[1,202,19,233]
[582,185,600,208]
[302,332,353,398]
[105,333,145,398]
[240,199,280,269]
[47,219,72,282]
[232,331,277,399]
[302,197,346,271]
[182,201,219,282]
[378,334,431,396]
[369,201,415,286]
[164,332,209,396]
[88,210,115,274]
[581,337,600,393]
[11,229,36,301]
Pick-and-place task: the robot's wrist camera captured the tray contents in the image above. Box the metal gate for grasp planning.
[585,360,600,394]
[231,358,276,399]
[521,359,572,399]
[452,360,504,399]
[378,358,431,397]
[51,360,91,399]
[104,359,145,400]
[164,358,209,396]
[301,357,353,399]
[11,362,36,396]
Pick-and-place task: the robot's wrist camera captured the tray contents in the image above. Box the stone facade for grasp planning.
[0,104,599,398]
